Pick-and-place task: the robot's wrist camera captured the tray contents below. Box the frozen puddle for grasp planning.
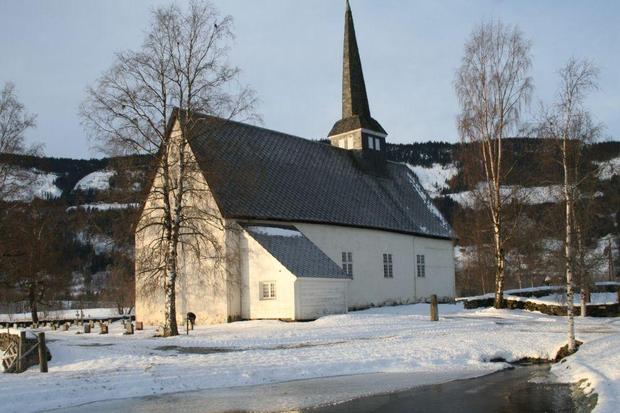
[46,365,580,413]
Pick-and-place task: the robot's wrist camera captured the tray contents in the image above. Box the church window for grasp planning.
[374,137,381,151]
[347,136,354,149]
[416,254,426,278]
[342,252,353,276]
[383,253,393,278]
[367,136,374,149]
[259,281,276,300]
[339,139,346,148]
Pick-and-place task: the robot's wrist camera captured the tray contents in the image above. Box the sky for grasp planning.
[0,0,619,159]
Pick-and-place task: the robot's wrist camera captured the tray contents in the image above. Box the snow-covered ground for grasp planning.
[0,307,127,323]
[1,303,618,413]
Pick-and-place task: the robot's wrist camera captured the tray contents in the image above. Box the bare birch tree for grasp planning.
[81,0,256,336]
[538,59,600,352]
[455,21,533,308]
[0,82,38,200]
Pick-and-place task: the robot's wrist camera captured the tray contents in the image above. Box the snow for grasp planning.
[405,164,450,230]
[594,157,619,180]
[0,307,127,323]
[1,303,619,413]
[1,167,62,201]
[73,169,116,191]
[66,202,139,212]
[553,333,620,413]
[246,226,302,237]
[448,184,563,208]
[510,292,618,306]
[406,163,458,197]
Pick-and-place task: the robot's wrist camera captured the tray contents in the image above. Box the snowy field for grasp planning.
[1,303,619,413]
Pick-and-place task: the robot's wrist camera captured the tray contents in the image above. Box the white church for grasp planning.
[135,2,455,326]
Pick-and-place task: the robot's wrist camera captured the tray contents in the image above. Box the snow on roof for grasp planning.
[74,169,116,191]
[405,164,451,231]
[243,224,348,278]
[246,225,303,237]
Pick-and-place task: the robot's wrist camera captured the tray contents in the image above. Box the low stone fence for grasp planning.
[460,283,620,317]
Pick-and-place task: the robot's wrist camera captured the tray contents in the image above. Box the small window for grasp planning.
[383,253,393,278]
[260,281,276,300]
[367,136,374,150]
[416,254,425,278]
[339,139,346,149]
[347,136,354,149]
[342,251,353,277]
[374,138,381,151]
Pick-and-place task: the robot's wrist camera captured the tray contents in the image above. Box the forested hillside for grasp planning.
[0,138,618,310]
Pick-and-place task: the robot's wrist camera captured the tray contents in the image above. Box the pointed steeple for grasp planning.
[342,0,370,119]
[329,0,386,141]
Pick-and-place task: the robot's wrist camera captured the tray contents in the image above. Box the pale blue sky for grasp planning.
[1,0,618,158]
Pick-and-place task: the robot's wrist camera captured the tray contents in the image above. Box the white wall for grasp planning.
[287,222,455,308]
[295,278,348,320]
[240,233,297,320]
[412,237,456,300]
[135,119,238,327]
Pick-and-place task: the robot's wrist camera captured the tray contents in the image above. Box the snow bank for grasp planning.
[553,333,620,413]
[73,169,116,191]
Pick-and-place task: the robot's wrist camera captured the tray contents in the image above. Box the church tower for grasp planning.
[328,0,387,157]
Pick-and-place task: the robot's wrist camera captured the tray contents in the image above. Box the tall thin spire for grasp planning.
[329,0,385,137]
[342,0,370,119]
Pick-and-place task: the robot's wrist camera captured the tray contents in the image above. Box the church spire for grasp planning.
[342,0,370,119]
[328,0,386,141]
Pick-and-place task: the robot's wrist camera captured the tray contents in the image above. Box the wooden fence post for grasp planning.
[17,331,26,373]
[100,323,108,334]
[83,323,90,334]
[430,294,439,321]
[37,332,48,373]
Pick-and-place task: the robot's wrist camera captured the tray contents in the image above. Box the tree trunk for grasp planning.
[29,286,39,324]
[563,140,576,353]
[575,218,588,318]
[493,215,505,309]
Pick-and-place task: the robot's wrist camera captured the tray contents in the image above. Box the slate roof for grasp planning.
[183,112,454,240]
[242,224,349,279]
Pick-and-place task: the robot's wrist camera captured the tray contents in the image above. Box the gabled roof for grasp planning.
[242,224,349,279]
[181,112,454,240]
